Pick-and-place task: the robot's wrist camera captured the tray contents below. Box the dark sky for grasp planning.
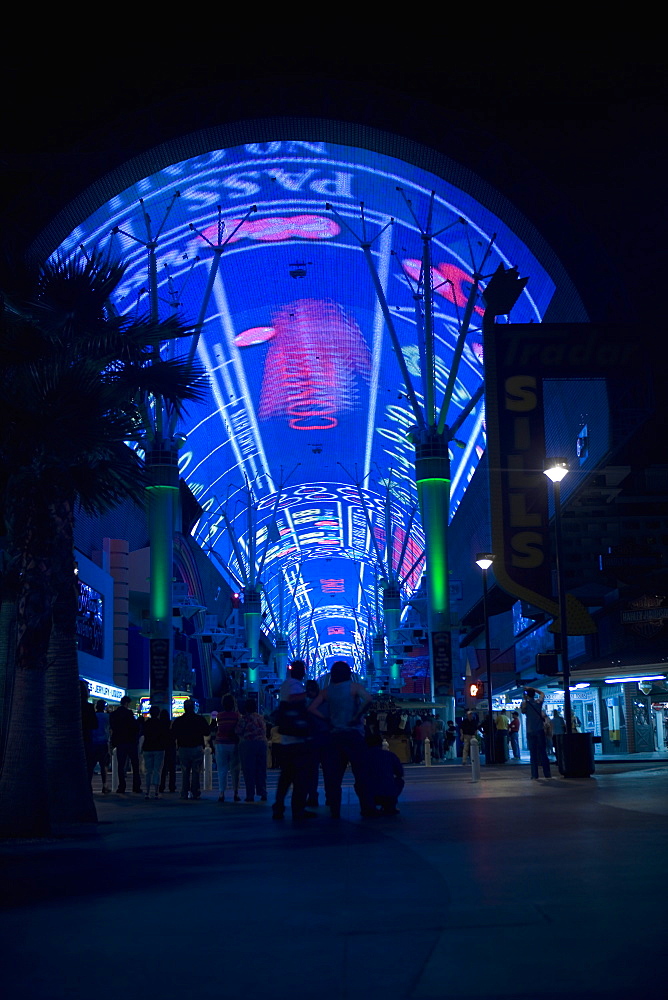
[1,54,666,325]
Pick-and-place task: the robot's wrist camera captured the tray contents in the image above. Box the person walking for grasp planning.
[459,710,480,765]
[214,694,241,802]
[89,699,111,793]
[172,699,210,799]
[110,695,142,795]
[308,660,373,819]
[140,705,170,799]
[521,688,551,779]
[509,711,521,761]
[236,699,268,802]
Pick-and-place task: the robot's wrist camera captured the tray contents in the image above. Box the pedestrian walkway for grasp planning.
[1,761,666,1000]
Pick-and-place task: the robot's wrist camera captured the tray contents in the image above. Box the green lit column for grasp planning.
[243,585,262,691]
[372,633,385,679]
[147,442,179,714]
[414,428,452,699]
[274,636,289,681]
[382,584,402,687]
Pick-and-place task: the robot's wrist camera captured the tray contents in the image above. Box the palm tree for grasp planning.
[0,252,205,837]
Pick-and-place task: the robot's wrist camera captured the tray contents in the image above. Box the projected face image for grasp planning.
[54,139,557,672]
[258,298,371,429]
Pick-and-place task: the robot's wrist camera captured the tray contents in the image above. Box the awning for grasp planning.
[460,586,519,628]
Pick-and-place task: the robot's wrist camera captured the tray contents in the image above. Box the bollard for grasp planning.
[203,746,213,791]
[382,738,390,752]
[470,738,481,782]
[424,737,432,767]
[111,747,118,792]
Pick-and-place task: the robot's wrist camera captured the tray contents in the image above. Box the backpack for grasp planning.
[276,700,310,739]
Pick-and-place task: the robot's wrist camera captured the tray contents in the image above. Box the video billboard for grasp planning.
[55,139,556,670]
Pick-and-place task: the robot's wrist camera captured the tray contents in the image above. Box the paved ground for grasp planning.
[1,759,666,1000]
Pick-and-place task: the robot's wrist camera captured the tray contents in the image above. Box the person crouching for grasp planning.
[359,734,405,816]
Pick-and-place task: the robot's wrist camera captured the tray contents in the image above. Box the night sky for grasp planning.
[2,54,666,327]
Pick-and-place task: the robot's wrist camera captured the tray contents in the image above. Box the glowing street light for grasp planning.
[543,458,572,734]
[475,552,495,766]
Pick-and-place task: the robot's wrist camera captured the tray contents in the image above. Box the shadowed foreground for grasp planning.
[1,761,665,1000]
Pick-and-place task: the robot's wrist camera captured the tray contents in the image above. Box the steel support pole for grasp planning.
[482,567,495,766]
[147,445,179,714]
[243,586,262,691]
[382,586,402,687]
[414,431,451,699]
[553,480,573,734]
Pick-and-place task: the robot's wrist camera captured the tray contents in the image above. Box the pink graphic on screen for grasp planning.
[258,299,371,430]
[199,214,340,246]
[401,260,485,316]
[392,527,424,590]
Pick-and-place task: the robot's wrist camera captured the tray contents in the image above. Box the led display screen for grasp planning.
[55,140,557,672]
[76,580,104,658]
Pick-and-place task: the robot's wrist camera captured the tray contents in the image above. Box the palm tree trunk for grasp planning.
[0,661,50,838]
[0,499,53,837]
[46,498,97,826]
[0,595,17,773]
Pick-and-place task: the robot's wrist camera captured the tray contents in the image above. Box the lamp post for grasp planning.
[475,553,495,766]
[543,459,572,735]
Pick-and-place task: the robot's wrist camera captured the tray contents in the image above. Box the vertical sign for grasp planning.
[150,638,170,707]
[432,631,452,694]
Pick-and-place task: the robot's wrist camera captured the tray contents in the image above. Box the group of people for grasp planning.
[458,692,576,779]
[456,699,577,777]
[84,674,581,809]
[270,659,404,820]
[83,691,214,800]
[82,661,405,819]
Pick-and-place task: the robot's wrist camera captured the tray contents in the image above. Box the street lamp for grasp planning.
[543,459,572,735]
[475,553,495,766]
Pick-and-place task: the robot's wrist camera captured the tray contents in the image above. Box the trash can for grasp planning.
[494,730,508,764]
[556,733,595,778]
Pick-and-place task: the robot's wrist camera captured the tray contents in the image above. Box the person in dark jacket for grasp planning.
[159,709,177,793]
[359,735,405,815]
[459,710,480,766]
[140,705,171,799]
[171,699,210,800]
[89,699,111,793]
[110,696,141,794]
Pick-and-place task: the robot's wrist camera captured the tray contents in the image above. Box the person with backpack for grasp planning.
[272,660,314,821]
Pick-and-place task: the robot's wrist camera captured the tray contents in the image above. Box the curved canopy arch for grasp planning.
[51,129,587,675]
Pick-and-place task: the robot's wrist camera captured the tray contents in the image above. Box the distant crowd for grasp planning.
[82,671,574,817]
[81,662,405,819]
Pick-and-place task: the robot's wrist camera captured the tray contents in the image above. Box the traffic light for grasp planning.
[468,681,485,699]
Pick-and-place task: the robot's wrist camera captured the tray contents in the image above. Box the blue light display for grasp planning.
[55,140,557,672]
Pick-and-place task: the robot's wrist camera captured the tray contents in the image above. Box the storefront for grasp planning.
[494,669,668,756]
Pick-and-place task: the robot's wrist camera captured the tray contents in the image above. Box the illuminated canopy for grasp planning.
[53,134,580,675]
